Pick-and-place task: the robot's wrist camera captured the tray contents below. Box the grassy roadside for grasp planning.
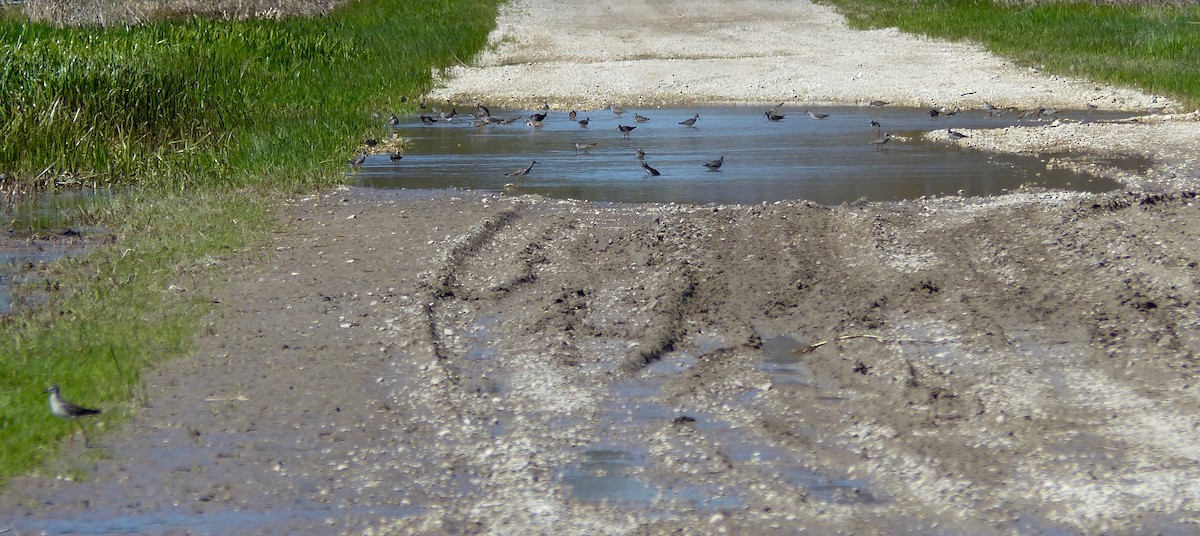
[817,0,1200,107]
[0,0,499,483]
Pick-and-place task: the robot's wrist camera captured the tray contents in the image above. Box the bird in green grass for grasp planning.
[46,385,101,446]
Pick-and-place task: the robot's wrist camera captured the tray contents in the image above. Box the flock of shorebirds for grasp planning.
[349,98,1073,188]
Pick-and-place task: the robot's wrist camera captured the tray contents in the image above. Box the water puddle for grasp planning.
[0,191,110,314]
[564,448,659,504]
[760,334,815,386]
[353,105,1130,205]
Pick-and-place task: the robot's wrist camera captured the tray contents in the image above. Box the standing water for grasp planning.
[352,105,1129,205]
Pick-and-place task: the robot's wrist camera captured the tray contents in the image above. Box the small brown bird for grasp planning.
[703,156,724,171]
[640,161,661,176]
[578,117,590,128]
[679,113,699,127]
[946,129,970,140]
[806,110,829,120]
[569,110,577,120]
[348,152,367,168]
[633,113,650,123]
[636,148,646,161]
[764,110,785,121]
[575,142,597,154]
[529,112,548,122]
[388,114,400,126]
[617,125,637,138]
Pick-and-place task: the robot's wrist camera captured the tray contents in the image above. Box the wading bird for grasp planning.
[578,117,590,128]
[679,113,699,127]
[506,160,537,178]
[633,113,650,123]
[806,110,829,120]
[46,385,101,446]
[575,142,597,154]
[870,132,891,151]
[946,129,970,140]
[640,161,661,176]
[617,125,637,138]
[703,156,724,171]
[764,110,785,121]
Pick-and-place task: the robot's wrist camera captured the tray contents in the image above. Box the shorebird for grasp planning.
[529,112,548,123]
[575,142,597,154]
[476,102,491,118]
[608,103,626,116]
[525,118,544,129]
[869,100,889,107]
[942,106,961,116]
[806,110,830,120]
[501,116,522,125]
[928,109,940,118]
[679,113,699,127]
[419,115,436,125]
[348,152,367,168]
[870,132,891,151]
[441,108,458,121]
[764,110,785,121]
[46,385,101,446]
[506,160,538,179]
[946,128,970,140]
[388,114,400,126]
[569,110,577,120]
[617,125,636,138]
[982,101,999,111]
[363,138,379,148]
[640,161,661,176]
[703,156,724,171]
[870,120,882,132]
[389,153,404,161]
[633,113,650,123]
[578,117,590,128]
[636,148,646,160]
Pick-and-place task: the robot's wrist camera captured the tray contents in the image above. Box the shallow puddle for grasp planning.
[353,105,1130,205]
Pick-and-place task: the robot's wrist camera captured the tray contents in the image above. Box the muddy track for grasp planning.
[4,188,1200,534]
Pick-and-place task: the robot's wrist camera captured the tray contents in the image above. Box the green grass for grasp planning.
[817,0,1200,107]
[0,0,500,483]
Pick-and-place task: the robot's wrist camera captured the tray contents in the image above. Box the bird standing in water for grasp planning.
[679,113,699,127]
[703,156,724,171]
[764,110,785,121]
[806,110,829,120]
[640,161,661,176]
[633,113,650,123]
[870,132,891,151]
[578,117,590,128]
[575,142,597,154]
[617,125,637,138]
[506,160,538,178]
[46,385,102,446]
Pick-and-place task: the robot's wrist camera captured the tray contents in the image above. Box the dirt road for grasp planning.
[5,1,1200,534]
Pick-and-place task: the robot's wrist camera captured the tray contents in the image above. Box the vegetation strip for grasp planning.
[817,0,1200,107]
[0,0,499,484]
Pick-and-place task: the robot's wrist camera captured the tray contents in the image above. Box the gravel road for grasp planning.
[4,1,1200,534]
